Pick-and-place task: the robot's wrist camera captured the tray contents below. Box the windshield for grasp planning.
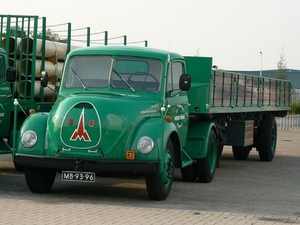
[64,55,162,93]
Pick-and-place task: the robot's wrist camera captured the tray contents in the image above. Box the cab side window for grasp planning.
[167,62,184,91]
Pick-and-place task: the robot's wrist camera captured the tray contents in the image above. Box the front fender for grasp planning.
[185,121,215,159]
[15,112,49,155]
[131,118,178,173]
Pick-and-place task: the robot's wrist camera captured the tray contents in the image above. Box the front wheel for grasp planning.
[14,162,24,172]
[196,129,217,183]
[146,139,174,200]
[24,166,56,193]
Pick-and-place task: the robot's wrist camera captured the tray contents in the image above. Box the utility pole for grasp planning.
[260,52,263,77]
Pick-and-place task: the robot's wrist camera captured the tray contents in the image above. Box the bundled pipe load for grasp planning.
[19,37,79,62]
[1,37,21,54]
[1,36,71,101]
[18,80,55,99]
[20,59,56,78]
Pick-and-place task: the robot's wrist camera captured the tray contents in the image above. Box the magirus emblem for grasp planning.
[60,102,101,149]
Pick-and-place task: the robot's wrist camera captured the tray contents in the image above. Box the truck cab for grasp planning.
[14,46,192,200]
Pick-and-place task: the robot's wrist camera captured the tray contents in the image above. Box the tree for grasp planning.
[35,29,67,43]
[5,26,27,38]
[275,47,287,79]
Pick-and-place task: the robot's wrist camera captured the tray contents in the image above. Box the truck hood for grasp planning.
[47,94,161,156]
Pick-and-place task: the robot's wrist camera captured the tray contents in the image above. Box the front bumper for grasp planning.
[14,153,159,173]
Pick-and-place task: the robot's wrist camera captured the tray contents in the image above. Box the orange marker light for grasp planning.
[165,116,172,123]
[29,109,36,115]
[126,150,135,160]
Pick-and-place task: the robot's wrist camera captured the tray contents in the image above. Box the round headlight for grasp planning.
[21,130,37,148]
[137,136,154,154]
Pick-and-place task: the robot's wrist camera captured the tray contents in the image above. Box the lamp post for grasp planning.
[260,52,263,77]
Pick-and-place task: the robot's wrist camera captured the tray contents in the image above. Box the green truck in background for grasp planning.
[0,14,85,170]
[10,44,291,200]
[0,14,144,170]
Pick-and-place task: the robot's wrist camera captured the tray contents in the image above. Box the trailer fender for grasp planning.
[184,121,215,159]
[15,112,49,156]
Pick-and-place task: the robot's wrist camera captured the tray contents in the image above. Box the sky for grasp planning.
[1,0,299,71]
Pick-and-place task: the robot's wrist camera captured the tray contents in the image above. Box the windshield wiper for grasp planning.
[112,68,135,92]
[70,66,87,90]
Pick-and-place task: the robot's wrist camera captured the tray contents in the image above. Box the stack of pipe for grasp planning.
[1,36,73,101]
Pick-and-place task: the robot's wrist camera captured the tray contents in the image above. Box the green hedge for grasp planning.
[291,102,300,114]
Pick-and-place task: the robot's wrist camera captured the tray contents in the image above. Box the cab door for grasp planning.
[165,60,190,146]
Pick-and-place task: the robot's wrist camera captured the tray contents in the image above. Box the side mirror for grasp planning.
[40,71,49,87]
[179,74,191,91]
[6,67,16,82]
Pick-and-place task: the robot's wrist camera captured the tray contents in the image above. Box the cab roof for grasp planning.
[68,45,184,62]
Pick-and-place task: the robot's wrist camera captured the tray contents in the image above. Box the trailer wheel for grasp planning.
[146,139,174,200]
[181,163,197,182]
[196,129,217,183]
[257,114,277,161]
[232,146,251,160]
[24,166,56,193]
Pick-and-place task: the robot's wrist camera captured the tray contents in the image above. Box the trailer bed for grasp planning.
[185,56,291,115]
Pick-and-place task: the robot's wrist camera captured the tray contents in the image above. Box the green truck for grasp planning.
[9,44,291,200]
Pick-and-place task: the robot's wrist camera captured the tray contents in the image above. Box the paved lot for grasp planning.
[0,127,300,224]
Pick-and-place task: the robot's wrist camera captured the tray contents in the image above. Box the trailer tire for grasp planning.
[232,146,251,160]
[24,166,56,193]
[196,129,217,183]
[181,163,197,182]
[257,114,277,161]
[146,139,174,200]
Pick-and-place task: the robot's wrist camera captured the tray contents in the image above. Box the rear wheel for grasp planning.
[146,139,174,200]
[24,166,56,193]
[257,114,277,161]
[196,129,217,183]
[232,146,252,160]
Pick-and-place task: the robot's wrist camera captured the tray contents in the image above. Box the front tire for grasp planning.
[24,166,56,193]
[196,129,217,183]
[146,139,174,200]
[14,162,24,172]
[257,114,277,161]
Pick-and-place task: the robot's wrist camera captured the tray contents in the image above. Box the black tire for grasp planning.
[146,139,174,200]
[232,146,251,160]
[196,129,217,183]
[257,114,277,161]
[14,162,24,172]
[24,166,56,193]
[181,163,197,182]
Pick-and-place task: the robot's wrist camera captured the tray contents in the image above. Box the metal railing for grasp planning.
[277,114,300,130]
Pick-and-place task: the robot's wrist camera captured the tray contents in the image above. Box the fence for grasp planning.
[277,115,300,130]
[277,90,300,130]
